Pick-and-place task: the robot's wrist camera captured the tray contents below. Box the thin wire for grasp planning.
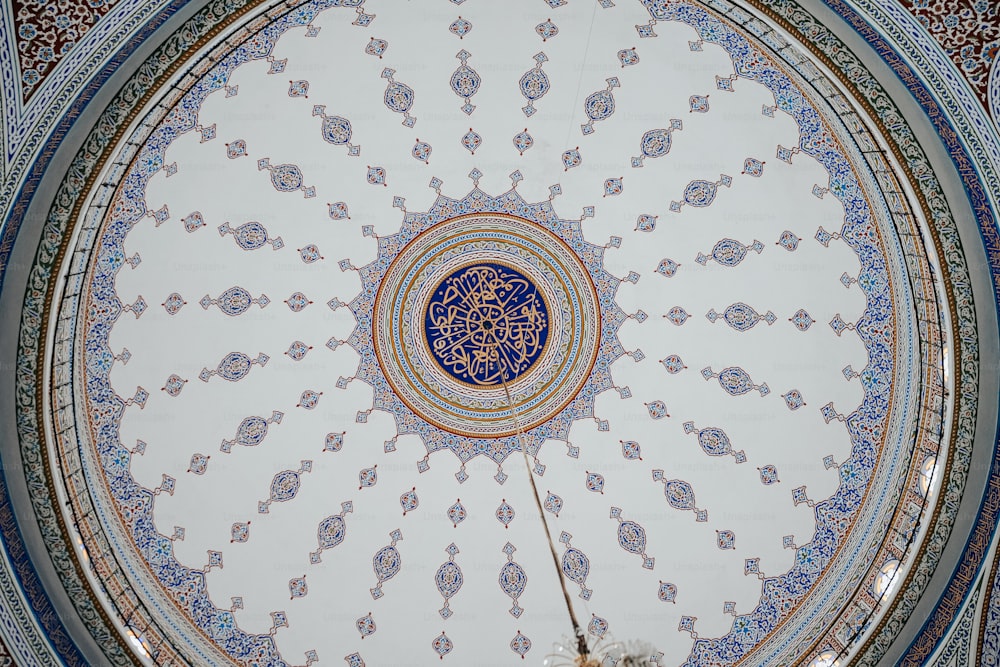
[494,346,589,658]
[563,3,601,148]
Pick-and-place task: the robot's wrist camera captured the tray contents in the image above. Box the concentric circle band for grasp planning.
[373,213,600,438]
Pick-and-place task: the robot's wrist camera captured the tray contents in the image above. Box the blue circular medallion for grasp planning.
[372,213,600,438]
[425,263,549,387]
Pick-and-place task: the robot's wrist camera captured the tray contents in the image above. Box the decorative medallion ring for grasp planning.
[372,212,601,439]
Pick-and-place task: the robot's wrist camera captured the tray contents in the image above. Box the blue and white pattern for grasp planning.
[353,189,625,466]
[632,119,683,167]
[653,469,708,522]
[220,411,283,453]
[0,0,986,660]
[313,105,360,156]
[499,542,527,618]
[370,529,403,599]
[519,52,550,117]
[450,50,481,115]
[31,1,946,666]
[381,67,416,127]
[696,238,764,267]
[435,544,464,619]
[559,532,593,600]
[581,77,620,134]
[310,502,353,564]
[610,507,654,569]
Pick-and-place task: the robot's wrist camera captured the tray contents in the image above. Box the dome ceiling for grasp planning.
[0,0,997,666]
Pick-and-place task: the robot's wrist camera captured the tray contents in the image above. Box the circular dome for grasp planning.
[16,0,980,665]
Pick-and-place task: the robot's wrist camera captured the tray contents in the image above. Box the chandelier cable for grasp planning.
[494,347,589,659]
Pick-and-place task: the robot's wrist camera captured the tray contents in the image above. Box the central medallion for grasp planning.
[425,262,550,387]
[372,211,600,439]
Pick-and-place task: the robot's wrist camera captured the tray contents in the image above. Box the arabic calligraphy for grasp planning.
[425,263,548,386]
[371,212,602,438]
